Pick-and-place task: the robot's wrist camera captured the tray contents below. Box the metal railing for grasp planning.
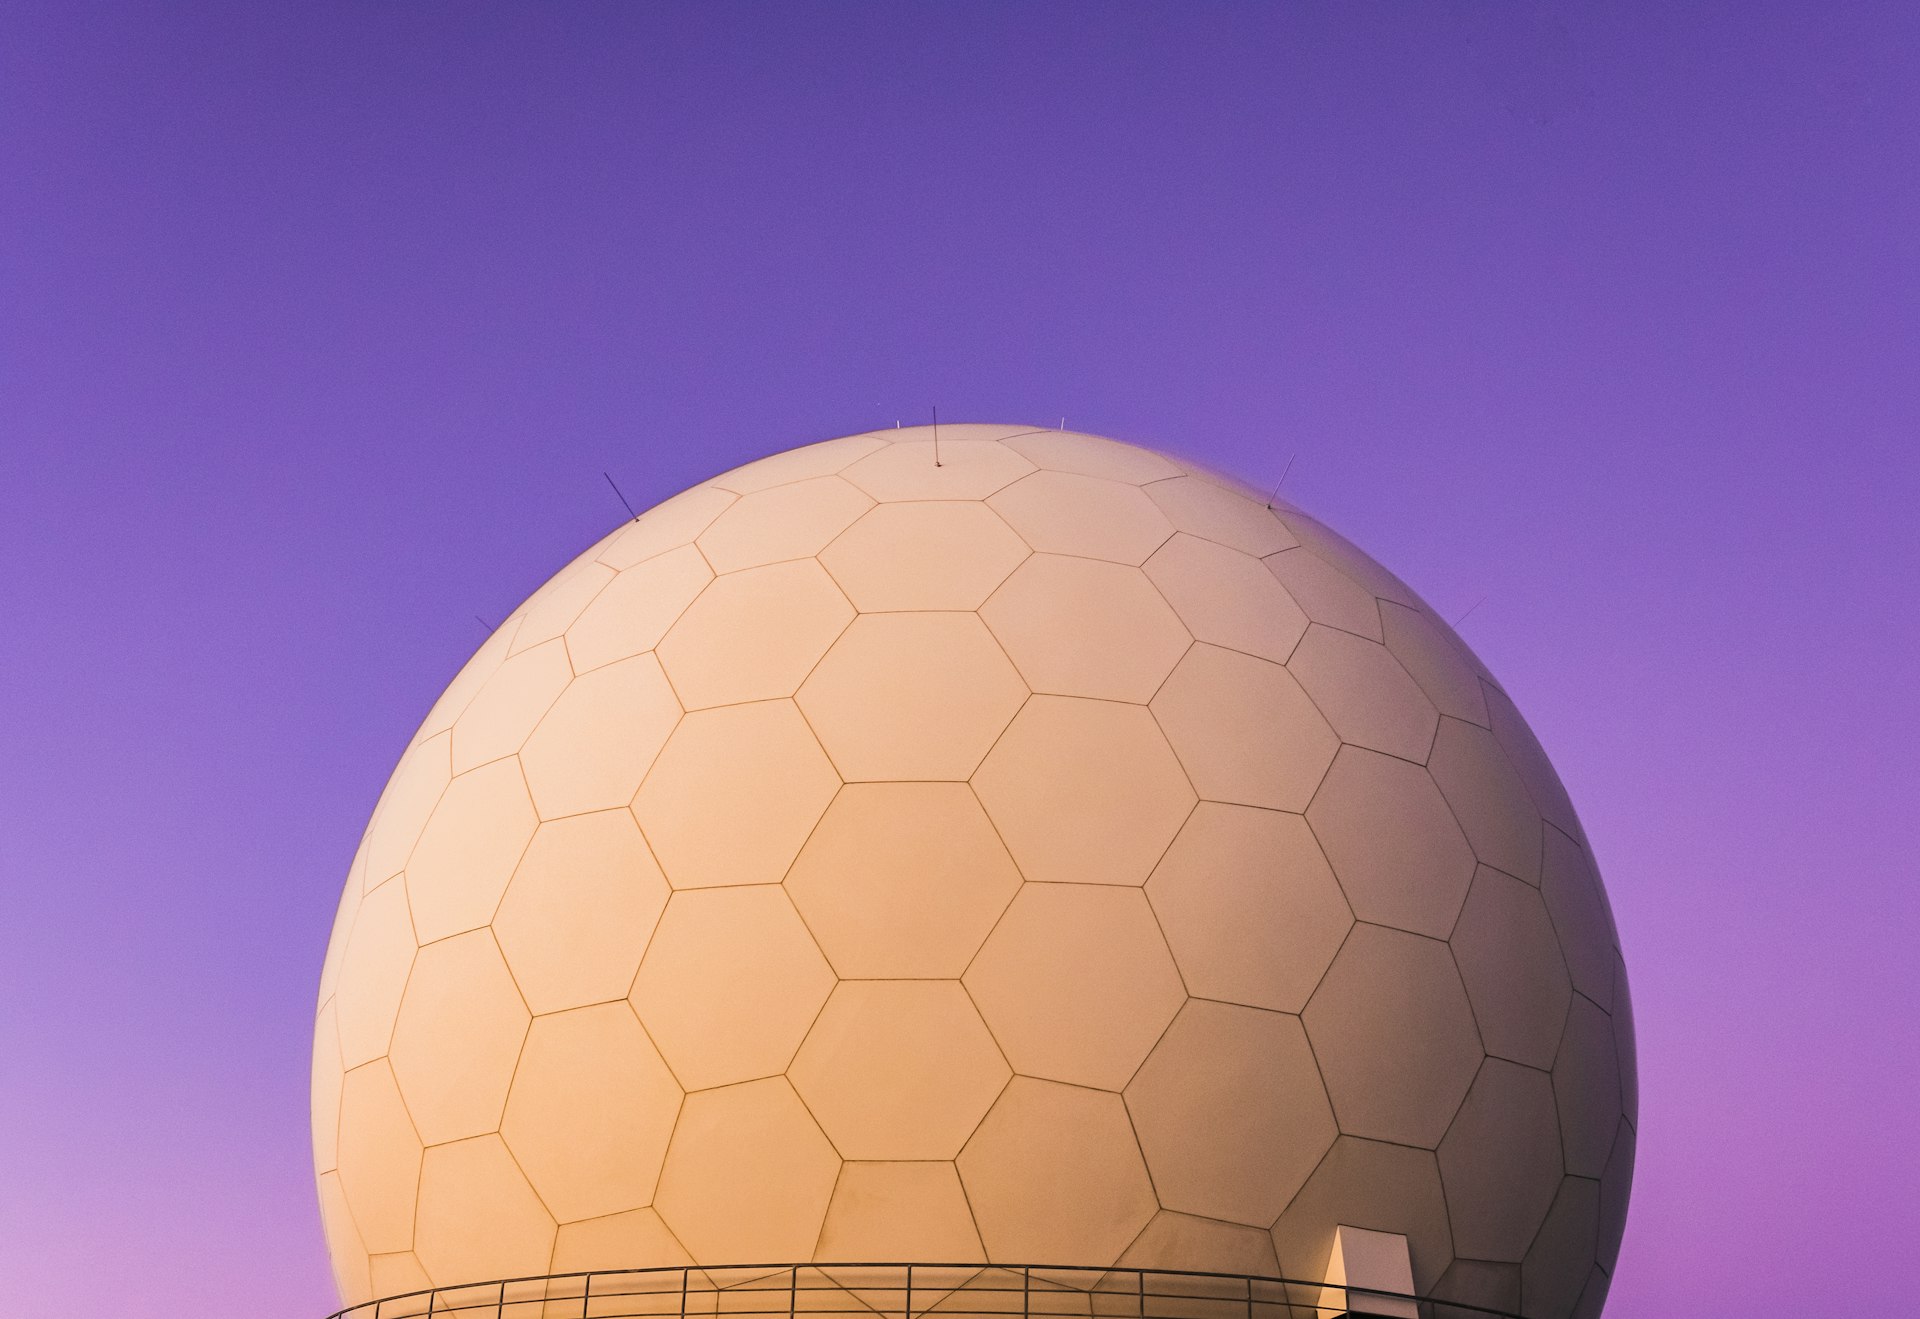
[325,1262,1528,1319]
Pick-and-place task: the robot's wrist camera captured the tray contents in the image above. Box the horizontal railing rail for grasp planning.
[325,1261,1528,1319]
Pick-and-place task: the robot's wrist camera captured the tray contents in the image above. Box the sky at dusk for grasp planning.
[3,3,1916,1316]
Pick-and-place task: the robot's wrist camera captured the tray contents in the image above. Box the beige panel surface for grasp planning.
[1599,1121,1634,1272]
[1553,998,1623,1179]
[413,1136,557,1288]
[521,654,681,818]
[312,1001,344,1174]
[1436,1060,1565,1262]
[973,697,1194,888]
[1379,603,1489,727]
[336,1060,423,1256]
[1272,514,1421,611]
[798,613,1027,781]
[1152,645,1338,811]
[1262,549,1384,641]
[1271,1137,1455,1293]
[1287,626,1439,764]
[1125,1001,1335,1226]
[708,436,887,495]
[1004,431,1183,483]
[596,486,737,571]
[514,562,616,653]
[1541,828,1618,1012]
[363,732,452,886]
[816,1162,986,1262]
[697,476,874,573]
[982,555,1191,702]
[388,930,530,1145]
[1306,748,1474,939]
[1143,476,1297,556]
[405,758,539,943]
[1145,803,1352,1014]
[318,1171,372,1304]
[844,438,1037,500]
[1117,1212,1280,1277]
[988,471,1175,564]
[451,639,573,773]
[1522,1178,1601,1319]
[786,783,1021,979]
[656,560,853,710]
[1427,718,1542,885]
[334,878,417,1067]
[964,884,1184,1091]
[1143,534,1308,664]
[566,545,714,673]
[1448,868,1572,1070]
[821,502,1029,610]
[1429,1259,1521,1319]
[630,886,834,1090]
[549,1208,693,1274]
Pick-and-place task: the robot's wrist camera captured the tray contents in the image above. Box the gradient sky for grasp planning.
[3,4,1916,1316]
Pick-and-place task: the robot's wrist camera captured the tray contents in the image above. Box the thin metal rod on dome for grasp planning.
[932,405,942,466]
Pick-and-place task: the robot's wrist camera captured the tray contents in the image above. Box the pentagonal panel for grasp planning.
[1145,803,1352,1014]
[405,757,538,944]
[565,545,714,673]
[964,884,1184,1091]
[988,470,1175,564]
[973,697,1195,887]
[654,1078,840,1265]
[1117,1212,1279,1276]
[550,1207,692,1274]
[596,486,736,571]
[695,475,873,573]
[1554,997,1623,1179]
[797,613,1027,781]
[1004,431,1183,483]
[501,1003,682,1222]
[958,1078,1156,1264]
[1143,476,1296,556]
[785,783,1021,979]
[816,1162,986,1262]
[656,560,854,710]
[820,502,1029,611]
[1303,923,1482,1148]
[1380,602,1489,727]
[982,555,1190,702]
[413,1135,555,1288]
[494,810,669,1015]
[388,930,530,1145]
[1427,717,1541,884]
[362,731,451,886]
[1287,625,1439,764]
[790,980,1010,1160]
[709,436,887,495]
[1306,748,1474,939]
[514,562,615,654]
[1542,827,1617,1012]
[1437,1059,1565,1261]
[630,886,834,1090]
[335,879,417,1067]
[451,639,572,773]
[1522,1178,1600,1319]
[1270,1137,1454,1293]
[1125,1001,1335,1226]
[633,701,840,890]
[520,655,681,818]
[336,1060,423,1255]
[312,1002,343,1174]
[843,438,1037,500]
[1449,867,1572,1070]
[1262,549,1383,640]
[1153,645,1339,811]
[1142,534,1308,664]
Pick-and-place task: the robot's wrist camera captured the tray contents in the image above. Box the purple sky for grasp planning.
[3,4,1915,1315]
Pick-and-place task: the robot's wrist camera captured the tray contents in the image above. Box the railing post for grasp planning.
[1021,1267,1029,1319]
[1136,1269,1144,1319]
[1242,1274,1251,1319]
[790,1265,798,1319]
[495,1279,504,1319]
[905,1264,913,1319]
[680,1266,689,1319]
[581,1272,593,1319]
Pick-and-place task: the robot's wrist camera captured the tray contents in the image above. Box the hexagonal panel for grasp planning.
[1449,867,1572,1070]
[388,930,530,1145]
[843,438,1038,501]
[791,980,1011,1159]
[1554,997,1623,1179]
[1437,1059,1565,1261]
[334,878,417,1067]
[596,486,737,572]
[1287,625,1439,764]
[1542,827,1618,1012]
[520,655,681,818]
[1484,683,1584,842]
[1427,717,1541,884]
[656,560,854,710]
[1306,748,1475,939]
[1380,602,1489,727]
[709,436,887,495]
[1272,513,1422,610]
[1126,1001,1335,1226]
[1270,1136,1455,1293]
[1145,803,1352,1013]
[785,783,1021,979]
[1143,476,1296,556]
[654,1078,840,1265]
[362,731,451,886]
[550,1207,692,1274]
[816,1162,986,1262]
[494,810,669,1015]
[501,1003,682,1222]
[513,562,616,654]
[1522,1178,1600,1319]
[1142,534,1308,664]
[633,700,840,890]
[336,1060,422,1255]
[1303,923,1482,1148]
[413,1135,556,1288]
[451,639,572,773]
[1117,1211,1279,1276]
[629,886,834,1089]
[1003,431,1183,483]
[1262,549,1383,641]
[696,475,874,572]
[957,1078,1157,1265]
[566,545,714,673]
[1152,644,1338,812]
[982,555,1190,703]
[821,502,1029,611]
[988,470,1176,564]
[797,613,1027,781]
[964,884,1185,1091]
[405,757,539,943]
[973,696,1195,887]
